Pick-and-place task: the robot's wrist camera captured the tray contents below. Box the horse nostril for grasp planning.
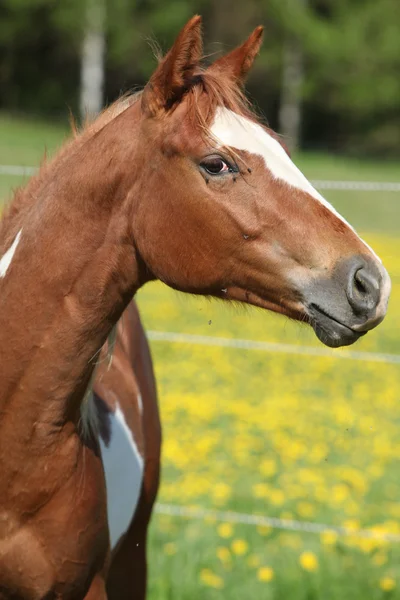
[347,266,380,315]
[354,270,368,295]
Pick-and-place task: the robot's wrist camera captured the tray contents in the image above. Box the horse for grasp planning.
[0,15,390,600]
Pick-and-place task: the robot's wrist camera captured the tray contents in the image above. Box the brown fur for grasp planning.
[0,16,389,600]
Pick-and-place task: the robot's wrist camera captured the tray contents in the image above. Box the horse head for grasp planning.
[124,16,390,348]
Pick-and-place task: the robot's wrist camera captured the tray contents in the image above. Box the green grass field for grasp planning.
[1,112,400,599]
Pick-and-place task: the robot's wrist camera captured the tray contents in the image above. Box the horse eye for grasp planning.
[200,156,232,175]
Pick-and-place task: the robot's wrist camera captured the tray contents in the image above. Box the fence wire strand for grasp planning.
[155,503,400,543]
[1,165,400,192]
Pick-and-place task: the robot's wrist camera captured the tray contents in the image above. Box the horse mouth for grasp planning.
[217,286,368,349]
[308,303,367,348]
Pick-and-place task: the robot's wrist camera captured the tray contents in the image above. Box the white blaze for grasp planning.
[210,107,380,261]
[100,402,144,549]
[0,229,22,278]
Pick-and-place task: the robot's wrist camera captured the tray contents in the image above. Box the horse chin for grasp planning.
[308,304,367,348]
[221,286,366,348]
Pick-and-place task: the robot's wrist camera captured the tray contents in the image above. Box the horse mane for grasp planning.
[0,61,278,440]
[0,93,142,244]
[0,94,142,440]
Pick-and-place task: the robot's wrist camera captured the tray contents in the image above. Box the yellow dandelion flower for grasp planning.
[299,551,318,572]
[358,537,378,554]
[321,530,338,546]
[269,489,285,506]
[368,463,384,479]
[253,483,270,498]
[199,568,224,589]
[380,577,396,592]
[297,501,315,518]
[163,542,177,556]
[216,547,231,564]
[343,519,360,532]
[212,482,231,503]
[217,522,234,539]
[260,459,277,477]
[257,566,274,582]
[231,539,249,556]
[331,484,349,504]
[257,525,272,536]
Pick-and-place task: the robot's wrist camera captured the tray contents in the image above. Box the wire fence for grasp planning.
[149,329,399,541]
[2,163,399,544]
[1,164,400,192]
[155,503,400,543]
[147,330,400,365]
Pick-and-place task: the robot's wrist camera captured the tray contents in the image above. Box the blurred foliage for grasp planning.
[0,0,399,155]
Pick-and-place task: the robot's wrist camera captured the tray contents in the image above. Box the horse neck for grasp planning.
[0,112,141,456]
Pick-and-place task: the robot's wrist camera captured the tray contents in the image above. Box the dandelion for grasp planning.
[380,577,396,592]
[253,483,270,498]
[299,551,318,572]
[199,568,224,589]
[343,519,360,532]
[260,458,277,477]
[358,537,379,554]
[331,483,349,504]
[231,539,249,556]
[163,542,177,556]
[216,547,231,564]
[321,530,338,546]
[269,489,285,506]
[297,501,315,518]
[158,517,176,534]
[217,523,233,539]
[257,566,274,582]
[257,525,272,536]
[212,482,231,504]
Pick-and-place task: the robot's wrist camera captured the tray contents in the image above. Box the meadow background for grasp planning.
[1,0,400,597]
[1,115,399,599]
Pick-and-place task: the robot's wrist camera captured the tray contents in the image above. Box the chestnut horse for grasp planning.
[0,15,390,600]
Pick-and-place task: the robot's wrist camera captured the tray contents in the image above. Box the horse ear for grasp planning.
[208,26,264,85]
[142,16,203,116]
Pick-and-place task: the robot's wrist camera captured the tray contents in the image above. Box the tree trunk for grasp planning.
[278,10,305,152]
[80,0,106,122]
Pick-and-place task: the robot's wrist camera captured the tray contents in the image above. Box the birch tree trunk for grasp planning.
[278,2,306,152]
[80,0,106,122]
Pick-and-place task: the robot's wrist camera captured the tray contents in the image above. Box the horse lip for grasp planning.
[309,304,366,335]
[308,303,367,348]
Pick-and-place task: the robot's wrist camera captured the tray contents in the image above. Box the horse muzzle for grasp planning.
[305,255,391,348]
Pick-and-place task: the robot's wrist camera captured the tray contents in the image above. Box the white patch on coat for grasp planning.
[210,108,380,261]
[99,402,144,549]
[137,392,143,415]
[0,229,22,278]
